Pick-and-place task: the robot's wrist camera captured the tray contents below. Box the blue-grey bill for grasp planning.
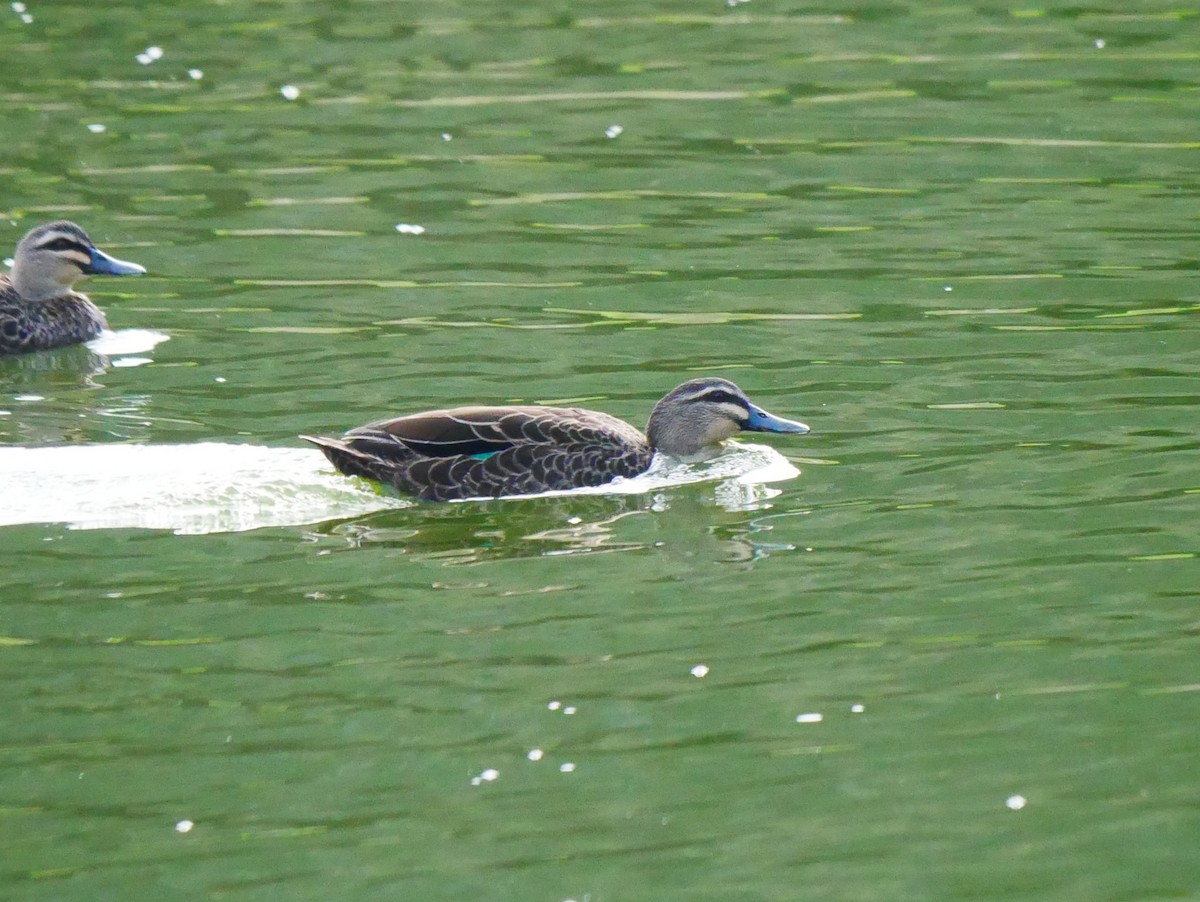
[87,247,146,276]
[745,405,810,435]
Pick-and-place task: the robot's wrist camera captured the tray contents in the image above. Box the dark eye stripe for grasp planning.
[38,237,90,254]
[697,389,742,405]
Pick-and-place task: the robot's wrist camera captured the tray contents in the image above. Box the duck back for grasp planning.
[305,405,653,501]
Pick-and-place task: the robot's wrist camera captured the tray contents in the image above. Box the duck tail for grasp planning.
[300,434,384,480]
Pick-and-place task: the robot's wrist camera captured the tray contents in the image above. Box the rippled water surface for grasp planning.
[2,1,1198,899]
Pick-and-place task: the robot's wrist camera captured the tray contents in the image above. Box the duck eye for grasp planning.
[40,238,77,252]
[703,390,736,404]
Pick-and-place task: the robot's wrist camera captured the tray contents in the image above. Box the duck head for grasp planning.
[646,377,810,459]
[9,221,145,302]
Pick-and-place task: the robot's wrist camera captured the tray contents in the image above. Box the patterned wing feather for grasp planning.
[393,441,653,501]
[304,404,653,500]
[0,278,107,354]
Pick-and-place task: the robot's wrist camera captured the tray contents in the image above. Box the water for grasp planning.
[2,1,1198,899]
[0,440,796,533]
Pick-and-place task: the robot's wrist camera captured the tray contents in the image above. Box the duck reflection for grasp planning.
[310,477,800,566]
[0,339,110,382]
[0,330,170,445]
[0,326,168,381]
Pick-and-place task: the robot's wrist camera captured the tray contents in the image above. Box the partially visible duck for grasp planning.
[303,377,810,501]
[0,221,146,354]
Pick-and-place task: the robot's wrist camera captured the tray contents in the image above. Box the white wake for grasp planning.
[0,440,799,534]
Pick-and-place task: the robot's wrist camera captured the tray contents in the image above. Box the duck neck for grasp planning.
[647,413,717,458]
[10,266,73,302]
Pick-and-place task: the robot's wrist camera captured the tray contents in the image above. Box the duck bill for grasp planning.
[85,247,146,276]
[745,405,810,435]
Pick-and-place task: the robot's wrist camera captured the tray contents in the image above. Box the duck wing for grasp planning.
[0,277,107,354]
[303,405,653,500]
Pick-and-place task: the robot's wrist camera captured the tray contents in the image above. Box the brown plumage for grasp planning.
[303,378,810,501]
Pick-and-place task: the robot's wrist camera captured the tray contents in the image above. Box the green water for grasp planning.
[2,1,1198,899]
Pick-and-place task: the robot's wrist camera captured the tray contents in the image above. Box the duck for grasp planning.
[302,377,810,501]
[0,221,147,355]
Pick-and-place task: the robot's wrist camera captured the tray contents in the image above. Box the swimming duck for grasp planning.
[0,221,146,354]
[302,377,810,501]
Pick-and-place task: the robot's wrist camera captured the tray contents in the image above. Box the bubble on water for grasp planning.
[559,762,576,773]
[1094,38,1105,49]
[690,664,709,678]
[11,2,27,12]
[563,706,576,715]
[604,124,623,139]
[547,700,562,711]
[188,68,204,80]
[395,223,426,235]
[441,132,452,141]
[527,748,544,762]
[87,123,107,134]
[1006,794,1027,810]
[471,767,500,786]
[851,703,865,714]
[136,46,164,65]
[280,84,300,101]
[795,712,823,724]
[175,820,194,833]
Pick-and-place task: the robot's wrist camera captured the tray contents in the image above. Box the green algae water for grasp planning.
[1,1,1198,899]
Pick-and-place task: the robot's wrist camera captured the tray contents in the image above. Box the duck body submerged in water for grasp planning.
[0,221,146,355]
[303,377,810,501]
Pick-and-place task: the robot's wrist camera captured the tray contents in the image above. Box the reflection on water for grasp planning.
[314,487,797,564]
[0,440,799,536]
[0,328,169,387]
